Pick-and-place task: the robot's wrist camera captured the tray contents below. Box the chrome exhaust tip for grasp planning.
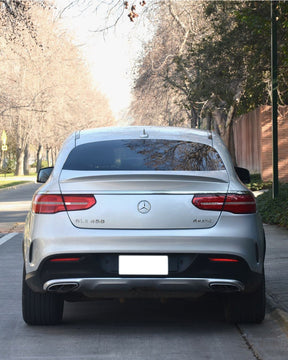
[46,282,79,293]
[209,281,243,293]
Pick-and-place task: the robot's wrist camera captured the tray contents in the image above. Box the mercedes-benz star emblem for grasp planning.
[137,200,151,214]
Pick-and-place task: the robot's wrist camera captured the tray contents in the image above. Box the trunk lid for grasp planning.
[59,171,229,229]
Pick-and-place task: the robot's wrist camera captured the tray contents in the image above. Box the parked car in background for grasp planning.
[22,126,265,325]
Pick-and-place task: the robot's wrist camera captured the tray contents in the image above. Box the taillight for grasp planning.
[32,194,65,214]
[222,194,256,214]
[63,195,96,211]
[32,194,96,214]
[192,195,225,211]
[192,193,256,214]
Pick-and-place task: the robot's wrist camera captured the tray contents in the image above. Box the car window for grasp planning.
[62,139,225,171]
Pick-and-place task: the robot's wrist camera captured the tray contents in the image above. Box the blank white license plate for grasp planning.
[119,255,168,275]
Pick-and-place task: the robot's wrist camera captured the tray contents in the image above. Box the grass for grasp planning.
[0,172,14,177]
[0,174,36,189]
[0,180,30,189]
[256,183,288,229]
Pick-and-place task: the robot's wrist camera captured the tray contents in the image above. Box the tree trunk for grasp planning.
[228,123,237,165]
[190,106,198,128]
[24,144,30,175]
[52,148,58,166]
[222,122,237,165]
[51,148,55,166]
[46,147,51,166]
[15,148,25,176]
[213,108,237,165]
[36,144,43,172]
[207,111,212,130]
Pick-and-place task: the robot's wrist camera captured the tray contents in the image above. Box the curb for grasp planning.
[266,293,288,335]
[0,180,36,192]
[0,222,25,234]
[270,308,288,336]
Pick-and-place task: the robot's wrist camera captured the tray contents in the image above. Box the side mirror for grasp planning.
[235,166,251,184]
[37,167,54,183]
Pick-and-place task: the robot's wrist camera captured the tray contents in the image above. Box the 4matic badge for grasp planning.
[192,218,213,224]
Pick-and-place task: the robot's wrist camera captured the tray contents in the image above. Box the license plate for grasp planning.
[119,255,168,275]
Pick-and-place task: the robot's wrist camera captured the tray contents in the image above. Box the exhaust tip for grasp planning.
[209,282,243,293]
[47,282,79,293]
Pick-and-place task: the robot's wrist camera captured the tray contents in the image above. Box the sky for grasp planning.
[53,1,153,122]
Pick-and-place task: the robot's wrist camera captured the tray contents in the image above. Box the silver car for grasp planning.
[22,126,265,325]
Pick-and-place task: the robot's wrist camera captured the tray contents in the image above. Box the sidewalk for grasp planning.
[264,224,288,332]
[0,222,26,233]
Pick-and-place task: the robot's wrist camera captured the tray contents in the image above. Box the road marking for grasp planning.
[0,201,31,212]
[0,233,18,246]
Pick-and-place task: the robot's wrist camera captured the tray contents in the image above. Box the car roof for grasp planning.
[75,126,214,146]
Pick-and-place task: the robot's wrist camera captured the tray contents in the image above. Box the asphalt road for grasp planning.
[0,182,40,225]
[1,183,288,359]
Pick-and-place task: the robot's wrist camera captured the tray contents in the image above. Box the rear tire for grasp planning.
[225,274,266,324]
[22,268,64,325]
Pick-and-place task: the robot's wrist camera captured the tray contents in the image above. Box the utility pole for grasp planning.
[271,0,279,198]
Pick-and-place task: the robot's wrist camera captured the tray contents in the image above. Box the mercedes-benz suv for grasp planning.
[22,126,265,325]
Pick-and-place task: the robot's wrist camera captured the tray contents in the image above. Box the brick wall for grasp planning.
[233,108,262,173]
[261,105,288,183]
[233,105,288,183]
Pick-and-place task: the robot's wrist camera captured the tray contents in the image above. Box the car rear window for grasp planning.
[63,139,225,171]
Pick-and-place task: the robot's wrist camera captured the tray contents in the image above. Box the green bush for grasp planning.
[30,160,49,169]
[0,158,16,174]
[41,160,49,168]
[248,174,272,191]
[256,184,288,228]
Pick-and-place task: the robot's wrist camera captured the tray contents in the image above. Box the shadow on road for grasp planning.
[63,295,226,327]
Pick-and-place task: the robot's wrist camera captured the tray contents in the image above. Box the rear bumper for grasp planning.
[25,272,263,298]
[24,211,265,297]
[25,252,263,296]
[43,277,245,296]
[24,212,265,273]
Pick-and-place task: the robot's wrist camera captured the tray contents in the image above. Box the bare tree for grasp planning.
[129,1,251,163]
[0,1,115,175]
[130,1,209,128]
